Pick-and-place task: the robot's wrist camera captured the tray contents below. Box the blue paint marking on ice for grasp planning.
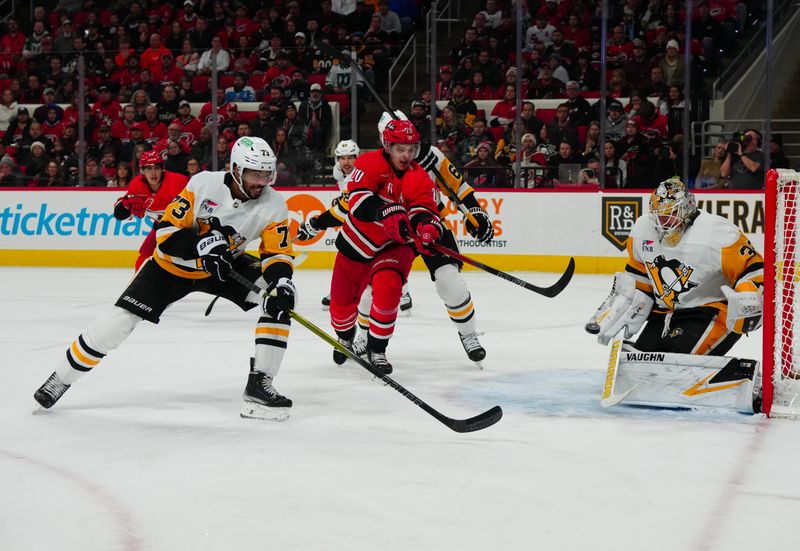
[455,369,761,424]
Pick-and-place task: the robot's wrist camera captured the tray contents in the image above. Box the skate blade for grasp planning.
[240,402,290,422]
[473,360,485,370]
[32,404,48,415]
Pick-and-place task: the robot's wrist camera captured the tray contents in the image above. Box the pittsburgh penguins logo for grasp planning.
[645,255,698,309]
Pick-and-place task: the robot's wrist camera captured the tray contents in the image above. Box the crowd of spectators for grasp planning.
[0,0,420,187]
[404,0,766,189]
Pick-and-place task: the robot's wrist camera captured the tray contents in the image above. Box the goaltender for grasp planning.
[586,178,764,412]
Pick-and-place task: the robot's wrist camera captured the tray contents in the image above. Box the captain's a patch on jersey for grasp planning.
[601,196,641,251]
[200,199,219,214]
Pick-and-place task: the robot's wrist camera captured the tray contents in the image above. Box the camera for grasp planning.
[726,131,752,154]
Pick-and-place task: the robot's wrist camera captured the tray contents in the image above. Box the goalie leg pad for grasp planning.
[611,348,760,414]
[586,272,653,345]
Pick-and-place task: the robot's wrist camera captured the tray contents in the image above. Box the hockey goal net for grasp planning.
[764,168,800,417]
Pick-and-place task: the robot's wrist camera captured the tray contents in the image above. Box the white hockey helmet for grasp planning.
[230,136,276,195]
[649,177,697,246]
[334,139,360,158]
[378,110,409,148]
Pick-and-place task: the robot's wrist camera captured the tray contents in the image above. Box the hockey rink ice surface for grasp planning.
[2,265,799,551]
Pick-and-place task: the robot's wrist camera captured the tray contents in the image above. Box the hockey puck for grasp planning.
[585,322,600,334]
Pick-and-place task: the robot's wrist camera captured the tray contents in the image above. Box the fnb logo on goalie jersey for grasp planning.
[601,197,641,251]
[199,199,218,214]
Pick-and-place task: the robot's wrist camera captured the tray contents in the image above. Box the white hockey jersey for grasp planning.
[155,170,294,279]
[625,211,763,312]
[332,163,352,192]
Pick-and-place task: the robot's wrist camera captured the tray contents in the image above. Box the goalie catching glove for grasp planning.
[262,277,297,321]
[295,217,320,242]
[586,272,654,345]
[721,284,763,334]
[464,206,494,243]
[121,194,152,218]
[197,232,233,282]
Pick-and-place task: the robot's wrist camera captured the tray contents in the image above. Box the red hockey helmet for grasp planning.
[381,119,420,149]
[139,149,163,168]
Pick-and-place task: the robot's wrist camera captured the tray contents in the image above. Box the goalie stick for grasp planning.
[229,270,503,433]
[428,242,575,298]
[319,42,480,228]
[204,251,308,317]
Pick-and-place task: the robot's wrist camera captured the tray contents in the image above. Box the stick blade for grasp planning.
[537,257,576,298]
[442,405,503,433]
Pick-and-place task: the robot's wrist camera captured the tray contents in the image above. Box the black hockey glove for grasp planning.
[262,277,297,320]
[295,217,320,242]
[197,231,233,282]
[464,207,494,243]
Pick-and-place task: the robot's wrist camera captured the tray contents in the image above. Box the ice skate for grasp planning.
[34,372,71,410]
[367,349,393,375]
[241,364,291,421]
[399,291,413,313]
[459,331,486,365]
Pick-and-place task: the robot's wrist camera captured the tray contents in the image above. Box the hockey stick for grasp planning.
[204,251,308,317]
[319,42,480,228]
[427,242,575,298]
[229,270,503,433]
[600,327,637,408]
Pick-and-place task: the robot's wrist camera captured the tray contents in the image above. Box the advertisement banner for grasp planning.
[0,189,765,272]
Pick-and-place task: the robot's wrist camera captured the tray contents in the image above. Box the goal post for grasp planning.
[763,168,800,417]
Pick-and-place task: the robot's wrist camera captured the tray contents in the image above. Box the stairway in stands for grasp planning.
[356,1,483,150]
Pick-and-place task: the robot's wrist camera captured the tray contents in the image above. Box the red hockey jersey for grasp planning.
[115,170,189,221]
[337,150,439,262]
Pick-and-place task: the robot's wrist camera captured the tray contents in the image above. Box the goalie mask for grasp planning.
[649,177,697,247]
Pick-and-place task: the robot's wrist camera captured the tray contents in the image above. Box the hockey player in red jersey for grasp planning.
[113,149,189,271]
[329,120,444,374]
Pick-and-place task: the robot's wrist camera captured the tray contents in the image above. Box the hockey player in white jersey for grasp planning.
[34,137,298,421]
[586,177,764,412]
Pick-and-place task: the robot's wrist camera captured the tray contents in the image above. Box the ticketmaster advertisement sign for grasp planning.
[0,189,764,273]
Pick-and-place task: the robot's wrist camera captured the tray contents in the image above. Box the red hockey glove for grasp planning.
[378,203,411,244]
[121,194,152,218]
[413,217,444,255]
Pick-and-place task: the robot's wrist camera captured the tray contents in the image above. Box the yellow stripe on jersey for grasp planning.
[720,232,764,290]
[625,236,654,294]
[154,188,211,279]
[435,156,474,202]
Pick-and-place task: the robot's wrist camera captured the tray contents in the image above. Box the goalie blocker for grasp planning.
[601,332,761,414]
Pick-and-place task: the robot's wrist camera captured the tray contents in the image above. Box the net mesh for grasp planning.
[770,169,800,415]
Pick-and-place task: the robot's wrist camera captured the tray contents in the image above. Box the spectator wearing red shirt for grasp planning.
[199,88,234,127]
[435,65,455,101]
[1,18,26,61]
[633,101,669,142]
[41,105,64,144]
[152,54,184,87]
[140,106,168,147]
[140,33,172,73]
[561,14,591,51]
[112,104,139,145]
[466,69,494,101]
[91,86,123,129]
[607,25,634,67]
[490,85,518,127]
[176,0,199,31]
[171,100,202,147]
[261,51,298,90]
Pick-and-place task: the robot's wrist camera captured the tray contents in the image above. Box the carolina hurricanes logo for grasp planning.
[271,75,292,89]
[645,255,698,309]
[204,113,224,125]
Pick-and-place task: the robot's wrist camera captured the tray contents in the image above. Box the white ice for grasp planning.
[1,265,798,551]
